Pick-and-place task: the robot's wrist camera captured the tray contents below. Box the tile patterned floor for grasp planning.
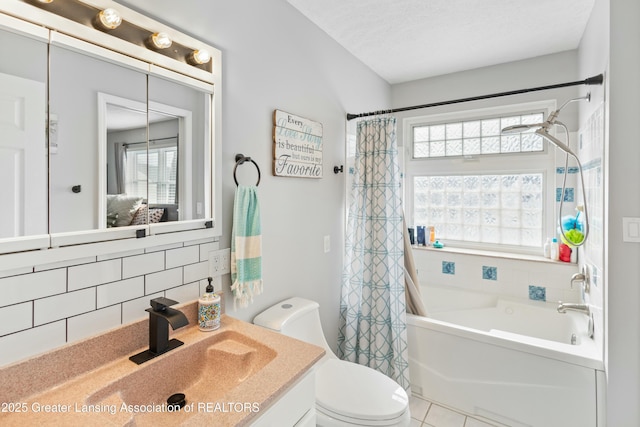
[410,395,504,427]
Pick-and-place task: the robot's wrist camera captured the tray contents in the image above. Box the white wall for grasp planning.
[578,0,640,426]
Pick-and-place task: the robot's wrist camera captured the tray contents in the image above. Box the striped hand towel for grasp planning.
[230,185,262,309]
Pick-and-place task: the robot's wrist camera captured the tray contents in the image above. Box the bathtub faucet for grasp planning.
[558,302,594,338]
[557,302,590,315]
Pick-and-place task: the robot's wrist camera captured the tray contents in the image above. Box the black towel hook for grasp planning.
[234,153,261,186]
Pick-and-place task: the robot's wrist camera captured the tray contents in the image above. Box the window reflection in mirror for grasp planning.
[49,43,147,233]
[0,27,48,238]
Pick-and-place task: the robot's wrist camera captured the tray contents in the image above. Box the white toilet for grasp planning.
[253,297,410,427]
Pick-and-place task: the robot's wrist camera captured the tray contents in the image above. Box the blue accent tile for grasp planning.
[556,167,565,174]
[482,266,497,280]
[442,261,455,275]
[568,167,579,174]
[529,285,546,301]
[563,187,574,202]
[556,187,575,202]
[349,166,355,175]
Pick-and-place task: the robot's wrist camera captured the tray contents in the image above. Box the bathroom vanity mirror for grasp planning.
[0,0,221,253]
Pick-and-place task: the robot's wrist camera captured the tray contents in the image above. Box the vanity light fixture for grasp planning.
[37,0,54,3]
[189,49,211,65]
[96,8,122,30]
[150,32,172,49]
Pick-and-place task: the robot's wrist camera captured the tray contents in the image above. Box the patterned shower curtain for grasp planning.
[338,116,410,391]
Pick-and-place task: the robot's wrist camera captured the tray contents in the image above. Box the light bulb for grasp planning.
[190,49,211,65]
[97,8,122,30]
[151,32,172,49]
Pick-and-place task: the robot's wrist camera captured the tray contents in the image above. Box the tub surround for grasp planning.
[0,301,325,426]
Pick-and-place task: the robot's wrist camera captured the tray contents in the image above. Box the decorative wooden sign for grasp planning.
[272,109,323,178]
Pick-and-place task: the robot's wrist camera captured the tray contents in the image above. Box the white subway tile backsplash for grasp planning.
[0,302,32,336]
[97,277,144,308]
[165,246,200,269]
[145,268,183,295]
[122,292,162,324]
[199,242,217,262]
[122,252,165,279]
[165,282,200,305]
[97,249,145,262]
[68,259,122,291]
[0,269,67,308]
[34,288,96,326]
[184,261,209,284]
[0,235,222,367]
[67,305,121,343]
[34,256,96,272]
[0,321,66,366]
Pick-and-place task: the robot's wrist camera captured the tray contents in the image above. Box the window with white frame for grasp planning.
[405,102,556,252]
[125,140,178,205]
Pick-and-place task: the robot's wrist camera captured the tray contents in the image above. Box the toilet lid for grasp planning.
[315,359,408,422]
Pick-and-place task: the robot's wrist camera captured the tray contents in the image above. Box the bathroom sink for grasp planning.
[85,330,276,426]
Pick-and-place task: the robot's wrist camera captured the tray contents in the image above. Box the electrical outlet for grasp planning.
[209,248,231,277]
[219,248,231,274]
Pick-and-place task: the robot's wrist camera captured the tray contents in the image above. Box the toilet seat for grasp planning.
[315,359,409,425]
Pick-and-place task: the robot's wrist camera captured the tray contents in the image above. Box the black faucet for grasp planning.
[130,297,189,365]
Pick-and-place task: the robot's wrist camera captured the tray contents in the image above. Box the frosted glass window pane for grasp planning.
[521,113,544,125]
[430,140,445,157]
[482,193,499,208]
[501,228,521,245]
[482,227,500,243]
[447,193,462,207]
[501,135,521,152]
[501,192,520,209]
[446,139,462,156]
[430,192,445,206]
[463,175,480,191]
[481,137,500,154]
[414,142,429,158]
[521,192,542,209]
[446,223,462,239]
[413,172,544,249]
[463,225,481,241]
[463,192,480,207]
[501,116,520,129]
[463,138,481,155]
[482,175,500,190]
[430,176,445,190]
[482,209,499,225]
[430,125,445,140]
[463,121,480,137]
[446,176,463,190]
[522,133,544,152]
[463,209,480,224]
[446,123,462,139]
[521,228,541,247]
[414,126,429,142]
[481,119,500,136]
[501,175,521,191]
[447,208,462,222]
[522,210,542,227]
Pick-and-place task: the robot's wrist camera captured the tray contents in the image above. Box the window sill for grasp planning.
[411,244,577,266]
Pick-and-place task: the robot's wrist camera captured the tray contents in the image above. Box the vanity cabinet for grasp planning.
[250,370,316,427]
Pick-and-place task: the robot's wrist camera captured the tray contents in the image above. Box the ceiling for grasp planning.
[287,0,596,84]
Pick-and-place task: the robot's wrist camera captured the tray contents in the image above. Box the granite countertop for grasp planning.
[0,303,325,426]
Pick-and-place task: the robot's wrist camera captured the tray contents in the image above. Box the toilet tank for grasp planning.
[253,297,334,356]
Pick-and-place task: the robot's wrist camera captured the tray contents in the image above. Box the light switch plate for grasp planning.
[623,217,640,242]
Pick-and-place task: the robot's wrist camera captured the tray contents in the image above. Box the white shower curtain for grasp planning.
[337,116,410,391]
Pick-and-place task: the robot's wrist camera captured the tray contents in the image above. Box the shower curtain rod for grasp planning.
[346,73,604,121]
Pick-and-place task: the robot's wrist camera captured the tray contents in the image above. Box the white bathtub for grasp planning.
[407,285,605,427]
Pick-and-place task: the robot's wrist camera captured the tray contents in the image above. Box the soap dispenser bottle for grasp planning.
[198,277,221,331]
